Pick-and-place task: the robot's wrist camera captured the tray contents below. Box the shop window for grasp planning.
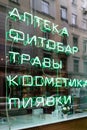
[41,0,49,14]
[72,14,77,26]
[73,59,79,72]
[73,36,78,47]
[61,6,67,21]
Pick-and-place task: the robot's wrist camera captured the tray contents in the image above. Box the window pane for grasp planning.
[41,1,49,14]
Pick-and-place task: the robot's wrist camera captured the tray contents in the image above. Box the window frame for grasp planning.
[41,0,49,14]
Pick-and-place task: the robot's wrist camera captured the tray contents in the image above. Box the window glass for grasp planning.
[0,0,87,130]
[72,14,77,25]
[41,0,49,14]
[73,59,79,72]
[61,7,67,20]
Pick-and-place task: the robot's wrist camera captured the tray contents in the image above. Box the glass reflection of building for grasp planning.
[0,0,87,129]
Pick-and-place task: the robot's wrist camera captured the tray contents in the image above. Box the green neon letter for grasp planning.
[21,53,30,64]
[46,40,56,50]
[52,23,59,34]
[31,56,41,67]
[43,20,51,32]
[9,51,19,63]
[8,98,20,109]
[23,12,33,25]
[24,34,37,46]
[9,29,24,42]
[9,8,21,21]
[46,96,55,106]
[57,42,64,53]
[45,77,54,86]
[59,27,69,37]
[34,16,43,28]
[35,97,44,107]
[72,46,78,54]
[22,98,33,108]
[22,75,33,86]
[42,58,51,68]
[7,75,18,86]
[52,60,62,69]
[35,76,44,86]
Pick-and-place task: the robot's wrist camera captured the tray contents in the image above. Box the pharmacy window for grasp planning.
[41,0,49,14]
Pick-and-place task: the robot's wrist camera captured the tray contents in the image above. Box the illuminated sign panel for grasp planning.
[5,8,81,116]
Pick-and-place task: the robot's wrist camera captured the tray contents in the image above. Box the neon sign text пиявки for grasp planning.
[8,96,71,109]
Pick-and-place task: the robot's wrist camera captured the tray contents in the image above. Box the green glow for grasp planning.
[7,75,86,88]
[34,16,43,28]
[7,75,18,87]
[8,98,20,109]
[8,8,69,36]
[22,98,33,108]
[59,27,69,37]
[9,8,21,21]
[9,29,24,42]
[9,51,20,63]
[23,12,33,25]
[21,53,30,64]
[52,23,59,34]
[24,34,37,46]
[35,76,44,86]
[23,75,33,86]
[52,60,62,69]
[8,96,71,109]
[42,58,51,68]
[31,56,41,67]
[46,96,55,106]
[35,97,44,107]
[9,51,62,70]
[7,30,78,55]
[41,19,51,32]
[44,77,54,86]
[46,39,56,50]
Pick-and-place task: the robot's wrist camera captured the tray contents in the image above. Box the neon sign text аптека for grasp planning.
[8,8,69,36]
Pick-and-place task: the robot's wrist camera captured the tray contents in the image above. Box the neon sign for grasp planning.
[8,96,71,109]
[8,8,69,36]
[5,8,80,110]
[7,29,78,55]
